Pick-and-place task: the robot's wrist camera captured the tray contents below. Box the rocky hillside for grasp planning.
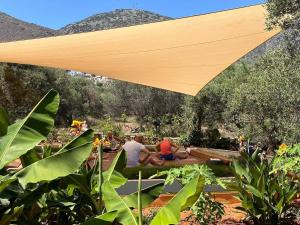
[59,9,171,34]
[0,12,56,43]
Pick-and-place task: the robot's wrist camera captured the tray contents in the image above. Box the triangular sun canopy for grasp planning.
[0,5,279,96]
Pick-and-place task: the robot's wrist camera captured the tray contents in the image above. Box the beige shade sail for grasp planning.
[0,5,279,96]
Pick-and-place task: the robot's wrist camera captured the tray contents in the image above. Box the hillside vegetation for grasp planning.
[59,9,171,34]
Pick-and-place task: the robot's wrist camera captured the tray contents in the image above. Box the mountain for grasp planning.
[0,12,56,43]
[59,9,172,34]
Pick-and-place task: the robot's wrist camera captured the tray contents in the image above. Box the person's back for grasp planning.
[160,139,172,156]
[157,137,188,161]
[123,140,145,167]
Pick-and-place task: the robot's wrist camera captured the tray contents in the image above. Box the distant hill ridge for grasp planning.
[0,9,171,42]
[0,12,56,43]
[59,9,172,34]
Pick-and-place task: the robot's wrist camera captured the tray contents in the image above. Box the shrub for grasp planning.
[151,165,225,224]
[190,192,224,225]
[231,150,298,225]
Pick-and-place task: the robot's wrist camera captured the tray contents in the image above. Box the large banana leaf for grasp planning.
[63,173,91,196]
[103,181,138,225]
[101,150,138,225]
[15,130,93,188]
[62,173,102,212]
[0,206,24,225]
[0,106,9,137]
[80,211,117,225]
[104,150,126,180]
[102,182,163,225]
[150,175,205,225]
[102,150,127,188]
[0,175,16,192]
[123,182,164,209]
[0,90,59,169]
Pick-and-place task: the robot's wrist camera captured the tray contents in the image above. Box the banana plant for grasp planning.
[0,90,98,224]
[101,150,143,225]
[62,164,104,213]
[80,211,118,225]
[149,175,205,225]
[0,206,24,225]
[0,89,60,169]
[0,130,94,223]
[0,130,94,190]
[14,129,94,188]
[91,150,205,225]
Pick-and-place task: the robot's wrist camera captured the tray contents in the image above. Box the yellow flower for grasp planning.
[278,143,288,155]
[71,120,83,127]
[239,135,245,142]
[104,141,111,145]
[93,138,101,148]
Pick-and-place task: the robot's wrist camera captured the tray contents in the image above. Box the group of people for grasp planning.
[89,131,189,168]
[123,135,188,168]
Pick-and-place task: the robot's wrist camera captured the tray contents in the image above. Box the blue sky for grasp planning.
[0,0,264,30]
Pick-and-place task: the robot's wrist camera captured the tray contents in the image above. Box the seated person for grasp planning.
[103,131,121,151]
[123,134,164,168]
[157,137,188,160]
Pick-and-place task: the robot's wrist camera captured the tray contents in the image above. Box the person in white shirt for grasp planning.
[123,134,164,168]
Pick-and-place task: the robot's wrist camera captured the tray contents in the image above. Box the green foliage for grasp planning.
[15,130,93,188]
[123,183,163,209]
[226,50,300,149]
[103,178,138,225]
[151,164,225,188]
[149,175,205,225]
[100,151,160,225]
[0,64,104,124]
[80,211,118,225]
[265,0,300,56]
[231,150,298,225]
[143,114,186,139]
[143,208,159,225]
[0,91,101,224]
[272,144,300,175]
[190,192,224,225]
[0,206,23,225]
[0,89,59,169]
[151,165,225,225]
[183,48,300,149]
[265,0,300,29]
[0,106,9,137]
[95,115,123,136]
[0,90,204,225]
[103,80,184,125]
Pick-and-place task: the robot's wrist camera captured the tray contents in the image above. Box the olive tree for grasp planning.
[225,49,300,152]
[265,0,300,29]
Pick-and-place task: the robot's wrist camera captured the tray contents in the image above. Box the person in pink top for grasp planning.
[156,137,188,160]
